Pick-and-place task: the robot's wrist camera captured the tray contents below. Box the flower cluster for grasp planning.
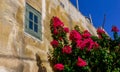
[77,57,87,67]
[97,28,105,38]
[50,17,69,36]
[112,26,119,32]
[52,17,64,28]
[82,30,91,38]
[50,17,92,71]
[62,45,72,54]
[50,16,120,72]
[69,30,99,51]
[54,63,64,71]
[50,40,59,48]
[64,27,69,33]
[69,30,82,41]
[76,38,99,51]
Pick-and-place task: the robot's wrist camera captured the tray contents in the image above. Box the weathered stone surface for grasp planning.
[0,0,97,72]
[23,60,38,72]
[0,58,23,72]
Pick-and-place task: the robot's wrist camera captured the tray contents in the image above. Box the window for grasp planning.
[60,2,64,8]
[25,3,42,40]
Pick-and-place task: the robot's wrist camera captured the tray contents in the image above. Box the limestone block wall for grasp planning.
[0,0,97,72]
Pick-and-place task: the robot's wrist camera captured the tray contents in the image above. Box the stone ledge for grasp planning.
[0,54,35,61]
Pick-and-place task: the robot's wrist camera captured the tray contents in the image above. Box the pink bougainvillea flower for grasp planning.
[63,27,69,33]
[86,39,99,51]
[62,45,72,54]
[82,38,95,51]
[87,42,94,51]
[84,38,93,45]
[53,28,59,35]
[76,40,82,48]
[69,30,82,41]
[76,40,86,50]
[82,30,91,38]
[58,37,63,41]
[52,17,64,28]
[54,63,64,71]
[98,34,102,39]
[93,42,99,49]
[97,28,105,35]
[111,26,119,32]
[76,38,95,50]
[50,40,59,47]
[77,57,87,67]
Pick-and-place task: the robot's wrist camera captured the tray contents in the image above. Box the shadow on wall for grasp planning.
[36,54,47,72]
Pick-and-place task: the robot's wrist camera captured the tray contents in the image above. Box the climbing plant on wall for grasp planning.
[50,16,120,72]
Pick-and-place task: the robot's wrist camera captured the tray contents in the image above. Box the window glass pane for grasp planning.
[29,12,33,20]
[34,15,38,23]
[29,21,33,30]
[34,24,38,32]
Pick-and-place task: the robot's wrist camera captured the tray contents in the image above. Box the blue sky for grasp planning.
[70,0,120,38]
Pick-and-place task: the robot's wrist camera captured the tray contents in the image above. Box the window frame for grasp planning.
[25,3,42,40]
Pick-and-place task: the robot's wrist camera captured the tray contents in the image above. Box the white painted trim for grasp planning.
[24,32,43,43]
[41,0,46,41]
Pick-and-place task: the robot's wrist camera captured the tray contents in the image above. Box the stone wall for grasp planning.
[0,0,97,72]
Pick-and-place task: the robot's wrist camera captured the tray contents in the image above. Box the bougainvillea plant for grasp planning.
[50,16,120,72]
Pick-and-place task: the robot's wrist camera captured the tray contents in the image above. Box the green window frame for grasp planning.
[25,3,42,40]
